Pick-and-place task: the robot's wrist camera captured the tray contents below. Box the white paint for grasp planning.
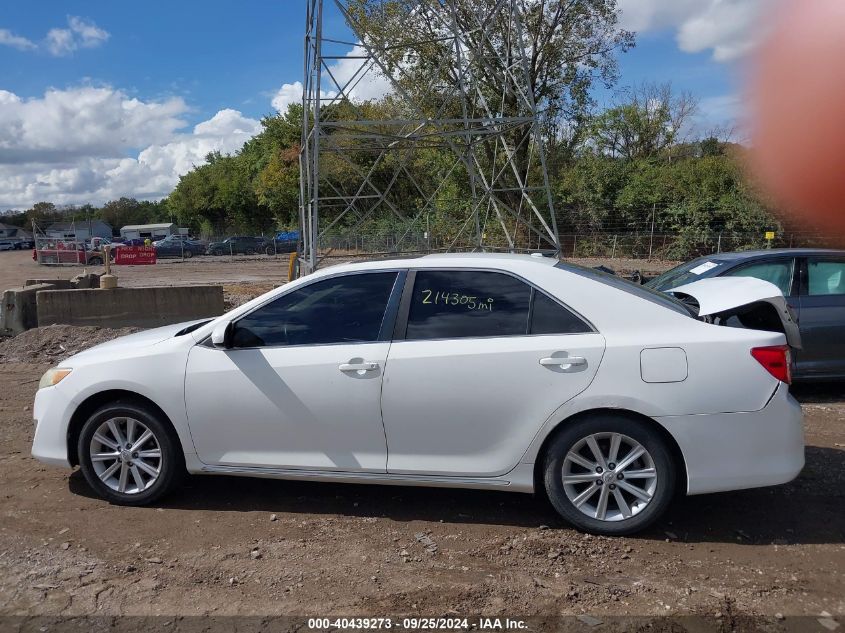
[31,253,804,502]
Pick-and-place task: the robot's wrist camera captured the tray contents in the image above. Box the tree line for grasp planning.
[2,0,784,257]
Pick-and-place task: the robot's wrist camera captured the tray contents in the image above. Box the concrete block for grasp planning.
[1,283,58,336]
[70,272,101,289]
[25,279,74,290]
[36,285,225,329]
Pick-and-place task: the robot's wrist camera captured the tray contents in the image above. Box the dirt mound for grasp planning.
[0,324,141,364]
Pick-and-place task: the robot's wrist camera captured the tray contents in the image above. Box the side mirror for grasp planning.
[211,321,233,349]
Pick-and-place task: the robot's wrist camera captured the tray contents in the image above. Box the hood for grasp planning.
[667,277,801,349]
[67,319,210,362]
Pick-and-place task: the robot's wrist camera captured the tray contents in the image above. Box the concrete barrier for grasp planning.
[36,285,225,329]
[25,279,74,290]
[1,283,59,336]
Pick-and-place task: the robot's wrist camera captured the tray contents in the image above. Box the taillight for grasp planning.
[751,345,792,384]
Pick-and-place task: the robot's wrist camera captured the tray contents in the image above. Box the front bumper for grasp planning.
[657,383,804,495]
[31,383,77,468]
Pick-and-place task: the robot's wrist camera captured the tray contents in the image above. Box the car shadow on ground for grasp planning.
[68,445,844,545]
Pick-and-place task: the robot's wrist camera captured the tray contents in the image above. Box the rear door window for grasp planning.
[807,259,845,296]
[723,259,795,296]
[405,270,530,340]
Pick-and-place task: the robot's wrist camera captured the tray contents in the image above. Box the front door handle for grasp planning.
[339,361,379,372]
[540,356,587,368]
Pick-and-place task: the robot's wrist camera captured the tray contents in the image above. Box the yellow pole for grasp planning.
[288,251,298,281]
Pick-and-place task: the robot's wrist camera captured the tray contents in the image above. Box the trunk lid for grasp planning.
[666,277,802,349]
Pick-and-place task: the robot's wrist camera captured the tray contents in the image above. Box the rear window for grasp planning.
[555,263,695,317]
[645,258,729,290]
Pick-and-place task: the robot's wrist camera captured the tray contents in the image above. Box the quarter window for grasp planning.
[807,259,845,296]
[529,291,591,335]
[231,272,398,347]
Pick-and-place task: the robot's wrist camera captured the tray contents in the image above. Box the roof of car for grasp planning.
[323,252,560,274]
[701,248,843,262]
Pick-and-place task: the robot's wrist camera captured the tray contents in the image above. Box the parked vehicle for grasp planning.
[261,230,300,255]
[0,239,15,251]
[32,242,110,265]
[154,238,206,259]
[206,236,266,256]
[112,238,149,248]
[6,237,35,250]
[31,254,803,535]
[647,249,845,381]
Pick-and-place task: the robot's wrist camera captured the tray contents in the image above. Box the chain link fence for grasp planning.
[311,228,844,262]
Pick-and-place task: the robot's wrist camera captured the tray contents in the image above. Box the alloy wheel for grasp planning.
[89,417,163,494]
[561,432,658,522]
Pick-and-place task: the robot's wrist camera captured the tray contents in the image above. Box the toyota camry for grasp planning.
[31,254,804,535]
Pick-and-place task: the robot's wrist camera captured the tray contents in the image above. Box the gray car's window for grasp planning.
[808,259,845,296]
[645,258,729,290]
[406,270,531,340]
[231,272,398,347]
[723,260,794,296]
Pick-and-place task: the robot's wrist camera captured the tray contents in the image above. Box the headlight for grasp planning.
[39,368,72,389]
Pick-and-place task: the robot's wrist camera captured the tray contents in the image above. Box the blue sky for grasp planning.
[0,0,758,208]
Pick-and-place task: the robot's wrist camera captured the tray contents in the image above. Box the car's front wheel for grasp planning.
[183,249,193,259]
[77,401,183,506]
[543,415,676,535]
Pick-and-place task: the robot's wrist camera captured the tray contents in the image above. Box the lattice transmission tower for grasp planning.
[299,0,559,273]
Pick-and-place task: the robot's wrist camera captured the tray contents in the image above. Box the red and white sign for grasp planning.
[114,246,157,265]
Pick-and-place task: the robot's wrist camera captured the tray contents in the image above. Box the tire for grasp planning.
[543,414,676,536]
[264,245,275,256]
[211,249,222,256]
[88,257,103,265]
[77,401,184,506]
[245,247,255,255]
[183,249,193,259]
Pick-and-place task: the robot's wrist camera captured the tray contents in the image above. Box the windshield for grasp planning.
[555,262,695,317]
[645,258,730,291]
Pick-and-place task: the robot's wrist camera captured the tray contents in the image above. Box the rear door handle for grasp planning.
[540,356,587,367]
[339,362,379,372]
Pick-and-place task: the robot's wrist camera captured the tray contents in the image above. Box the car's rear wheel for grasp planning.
[183,249,193,259]
[245,247,255,255]
[77,401,183,506]
[543,415,675,535]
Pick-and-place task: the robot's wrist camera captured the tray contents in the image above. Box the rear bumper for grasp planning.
[657,383,804,495]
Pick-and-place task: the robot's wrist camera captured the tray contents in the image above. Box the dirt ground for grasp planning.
[1,250,842,628]
[0,335,843,626]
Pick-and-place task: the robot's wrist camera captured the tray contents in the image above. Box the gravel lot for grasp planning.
[0,249,842,626]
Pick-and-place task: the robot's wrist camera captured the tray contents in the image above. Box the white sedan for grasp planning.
[31,254,804,535]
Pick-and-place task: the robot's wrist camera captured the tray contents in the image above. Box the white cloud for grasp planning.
[272,44,393,112]
[45,28,76,56]
[0,28,37,51]
[42,16,110,56]
[0,87,261,208]
[324,45,392,101]
[68,16,110,49]
[272,80,338,113]
[272,81,306,112]
[618,0,765,62]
